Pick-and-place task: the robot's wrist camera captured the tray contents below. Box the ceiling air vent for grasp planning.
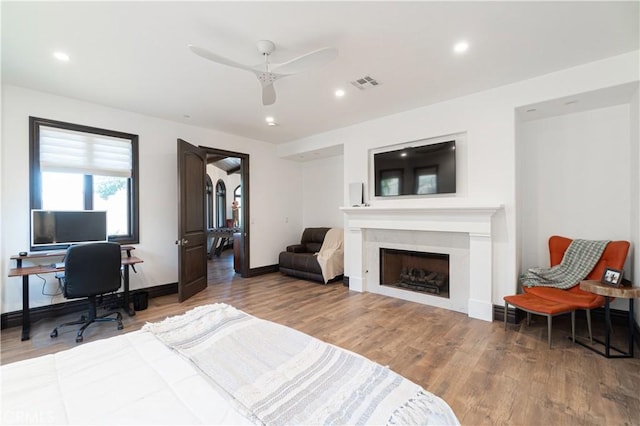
[350,75,381,90]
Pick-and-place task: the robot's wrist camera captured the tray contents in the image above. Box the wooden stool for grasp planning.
[504,293,576,348]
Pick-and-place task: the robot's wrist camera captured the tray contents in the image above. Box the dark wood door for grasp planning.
[177,139,207,302]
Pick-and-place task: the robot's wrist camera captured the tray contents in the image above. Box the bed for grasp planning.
[1,303,459,425]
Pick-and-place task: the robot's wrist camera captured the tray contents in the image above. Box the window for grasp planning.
[29,117,139,249]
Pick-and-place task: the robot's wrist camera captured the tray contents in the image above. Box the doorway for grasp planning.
[201,146,250,277]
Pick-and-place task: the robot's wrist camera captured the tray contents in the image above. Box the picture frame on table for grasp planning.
[601,267,624,287]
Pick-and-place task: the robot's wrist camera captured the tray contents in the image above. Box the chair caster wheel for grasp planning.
[117,323,124,330]
[50,330,58,338]
[76,336,83,343]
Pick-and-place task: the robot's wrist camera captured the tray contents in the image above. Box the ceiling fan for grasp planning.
[188,40,338,105]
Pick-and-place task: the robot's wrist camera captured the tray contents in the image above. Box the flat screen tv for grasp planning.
[374,140,456,197]
[31,210,108,250]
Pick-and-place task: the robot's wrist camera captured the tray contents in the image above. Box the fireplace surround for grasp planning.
[341,204,502,321]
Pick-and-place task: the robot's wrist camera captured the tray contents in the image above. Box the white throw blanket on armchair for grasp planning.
[316,227,344,283]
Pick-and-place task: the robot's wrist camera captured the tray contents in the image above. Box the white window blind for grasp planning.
[39,126,132,178]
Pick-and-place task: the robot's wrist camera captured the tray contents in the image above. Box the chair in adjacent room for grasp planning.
[50,242,124,343]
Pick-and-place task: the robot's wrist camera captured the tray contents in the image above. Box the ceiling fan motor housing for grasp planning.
[256,40,275,56]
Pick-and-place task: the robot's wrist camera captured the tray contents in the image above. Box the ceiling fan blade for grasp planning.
[188,44,254,72]
[262,83,276,106]
[271,47,338,75]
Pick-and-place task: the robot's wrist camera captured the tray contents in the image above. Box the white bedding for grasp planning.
[1,331,252,425]
[1,305,459,425]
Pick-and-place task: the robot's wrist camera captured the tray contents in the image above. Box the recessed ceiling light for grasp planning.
[335,89,345,98]
[53,51,70,62]
[453,41,469,54]
[400,152,407,157]
[265,116,278,126]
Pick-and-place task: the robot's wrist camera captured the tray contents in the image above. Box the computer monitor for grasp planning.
[31,210,108,250]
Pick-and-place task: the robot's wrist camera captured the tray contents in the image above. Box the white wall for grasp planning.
[278,51,639,307]
[301,155,344,229]
[630,87,640,321]
[518,105,633,309]
[519,104,631,269]
[1,85,303,313]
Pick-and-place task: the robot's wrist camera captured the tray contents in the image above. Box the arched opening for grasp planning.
[215,179,226,228]
[233,184,241,227]
[205,175,214,229]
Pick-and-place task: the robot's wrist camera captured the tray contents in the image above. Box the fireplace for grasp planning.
[340,204,502,321]
[380,248,449,298]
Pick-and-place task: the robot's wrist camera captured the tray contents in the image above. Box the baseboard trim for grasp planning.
[493,303,640,330]
[245,264,279,277]
[493,304,525,324]
[142,282,178,298]
[0,283,179,330]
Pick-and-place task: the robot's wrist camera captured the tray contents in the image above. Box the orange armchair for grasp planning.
[522,236,630,342]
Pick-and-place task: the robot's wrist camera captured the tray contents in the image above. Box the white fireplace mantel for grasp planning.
[340,204,501,234]
[341,203,503,322]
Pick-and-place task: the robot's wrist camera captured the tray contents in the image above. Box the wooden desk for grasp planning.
[8,247,143,341]
[578,280,640,358]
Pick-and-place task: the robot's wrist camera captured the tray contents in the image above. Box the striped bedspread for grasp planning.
[143,303,459,426]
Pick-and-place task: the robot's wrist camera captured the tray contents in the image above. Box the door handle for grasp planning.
[175,238,189,246]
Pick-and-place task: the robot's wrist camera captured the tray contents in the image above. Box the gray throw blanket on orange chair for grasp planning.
[520,239,609,290]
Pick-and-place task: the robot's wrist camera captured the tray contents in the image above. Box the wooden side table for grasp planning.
[578,280,640,358]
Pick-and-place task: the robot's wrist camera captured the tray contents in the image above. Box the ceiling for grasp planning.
[208,155,241,174]
[2,1,638,145]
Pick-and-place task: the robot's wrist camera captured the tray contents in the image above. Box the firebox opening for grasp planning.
[380,248,450,298]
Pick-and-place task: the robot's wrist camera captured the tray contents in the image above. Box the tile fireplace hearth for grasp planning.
[341,204,502,322]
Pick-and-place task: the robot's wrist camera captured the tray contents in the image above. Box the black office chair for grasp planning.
[50,242,124,343]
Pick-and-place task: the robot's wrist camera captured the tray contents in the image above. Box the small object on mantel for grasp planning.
[18,251,27,257]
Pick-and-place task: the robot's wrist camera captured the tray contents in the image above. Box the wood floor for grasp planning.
[2,251,639,425]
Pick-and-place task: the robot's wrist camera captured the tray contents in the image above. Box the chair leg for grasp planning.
[586,309,593,344]
[571,311,576,342]
[51,296,123,343]
[527,312,531,326]
[547,315,552,348]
